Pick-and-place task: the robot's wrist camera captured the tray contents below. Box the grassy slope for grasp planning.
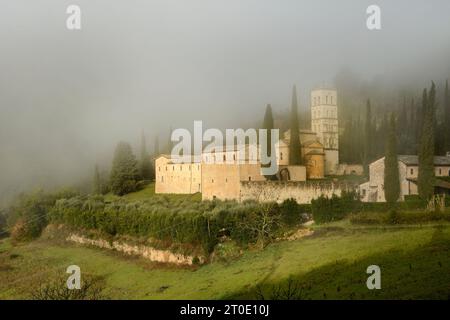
[1,222,449,299]
[103,183,202,202]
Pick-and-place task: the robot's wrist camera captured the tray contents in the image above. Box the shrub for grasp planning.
[279,198,310,227]
[6,189,78,242]
[349,212,384,225]
[311,191,360,224]
[350,209,450,225]
[30,274,107,300]
[386,209,399,224]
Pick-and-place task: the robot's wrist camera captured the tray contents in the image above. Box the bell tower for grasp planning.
[311,88,339,175]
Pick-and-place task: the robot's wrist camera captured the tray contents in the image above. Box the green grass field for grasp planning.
[1,220,449,299]
[103,183,202,202]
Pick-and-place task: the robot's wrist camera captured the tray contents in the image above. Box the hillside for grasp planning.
[1,220,449,299]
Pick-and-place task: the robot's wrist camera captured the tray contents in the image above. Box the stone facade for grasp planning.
[311,89,339,175]
[155,155,202,194]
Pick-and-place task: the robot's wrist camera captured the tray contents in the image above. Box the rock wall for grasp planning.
[67,234,200,266]
[239,180,358,204]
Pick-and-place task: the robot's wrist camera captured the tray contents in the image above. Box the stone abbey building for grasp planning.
[155,88,362,203]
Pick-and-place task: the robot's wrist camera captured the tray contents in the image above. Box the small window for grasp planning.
[410,168,413,175]
[165,166,168,171]
[225,178,228,183]
[223,155,226,161]
[158,167,161,172]
[161,176,164,182]
[173,166,175,171]
[248,177,252,181]
[212,179,214,183]
[233,154,236,161]
[439,168,442,175]
[180,165,182,171]
[280,152,283,160]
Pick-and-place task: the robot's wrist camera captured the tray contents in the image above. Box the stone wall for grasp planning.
[336,163,364,176]
[239,180,358,204]
[67,234,201,265]
[202,163,265,201]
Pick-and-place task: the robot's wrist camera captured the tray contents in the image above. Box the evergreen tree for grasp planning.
[289,85,302,165]
[110,141,140,196]
[363,99,373,175]
[444,80,450,153]
[154,135,160,156]
[397,98,409,154]
[140,131,152,180]
[340,117,352,163]
[93,164,102,194]
[418,83,436,200]
[261,104,276,179]
[167,126,173,154]
[384,113,400,204]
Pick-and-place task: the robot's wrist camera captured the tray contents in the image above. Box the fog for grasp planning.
[1,0,450,206]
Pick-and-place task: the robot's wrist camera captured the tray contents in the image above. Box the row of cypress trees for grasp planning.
[384,82,439,204]
[341,80,450,169]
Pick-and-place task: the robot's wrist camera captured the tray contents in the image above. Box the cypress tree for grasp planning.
[384,113,400,204]
[154,136,160,156]
[289,85,302,165]
[444,80,450,153]
[418,83,436,200]
[140,131,152,180]
[110,141,140,196]
[261,104,276,179]
[397,98,409,154]
[363,99,373,175]
[93,164,102,194]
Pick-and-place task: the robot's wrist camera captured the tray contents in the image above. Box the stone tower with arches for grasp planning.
[311,88,339,175]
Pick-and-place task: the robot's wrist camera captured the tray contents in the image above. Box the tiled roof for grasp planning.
[398,155,450,166]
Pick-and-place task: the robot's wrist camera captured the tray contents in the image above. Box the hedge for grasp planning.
[48,196,300,253]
